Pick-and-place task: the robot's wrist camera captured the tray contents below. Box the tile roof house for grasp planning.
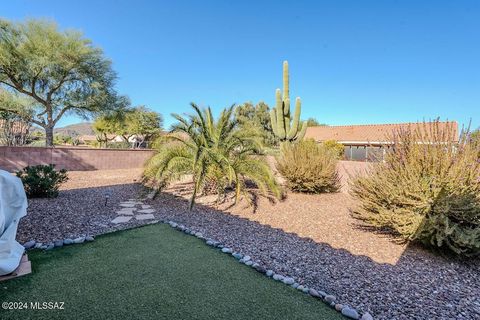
[305,121,458,161]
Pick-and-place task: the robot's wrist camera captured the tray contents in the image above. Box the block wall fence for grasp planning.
[0,146,155,172]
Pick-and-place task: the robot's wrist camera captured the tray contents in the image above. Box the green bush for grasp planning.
[322,140,345,159]
[16,164,68,198]
[277,139,340,193]
[351,121,480,256]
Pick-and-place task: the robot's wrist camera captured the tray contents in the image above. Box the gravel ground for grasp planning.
[17,169,150,243]
[17,168,480,320]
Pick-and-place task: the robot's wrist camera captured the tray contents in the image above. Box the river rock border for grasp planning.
[22,235,95,251]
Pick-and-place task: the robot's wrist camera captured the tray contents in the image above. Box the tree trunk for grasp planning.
[45,126,54,147]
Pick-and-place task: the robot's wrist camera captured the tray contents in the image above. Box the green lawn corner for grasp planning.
[0,224,341,320]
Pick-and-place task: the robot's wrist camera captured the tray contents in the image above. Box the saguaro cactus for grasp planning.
[270,61,307,144]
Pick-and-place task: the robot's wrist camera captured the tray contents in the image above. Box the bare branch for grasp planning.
[53,105,75,125]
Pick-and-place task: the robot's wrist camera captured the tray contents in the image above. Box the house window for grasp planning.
[344,145,385,162]
[351,146,367,161]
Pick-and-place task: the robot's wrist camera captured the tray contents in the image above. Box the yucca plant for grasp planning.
[351,121,480,256]
[143,103,282,210]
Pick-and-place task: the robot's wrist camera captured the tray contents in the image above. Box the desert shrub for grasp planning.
[277,139,340,193]
[322,140,345,159]
[16,164,68,198]
[351,121,480,256]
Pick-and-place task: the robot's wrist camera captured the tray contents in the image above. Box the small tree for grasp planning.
[93,106,162,148]
[305,117,327,127]
[93,116,119,148]
[0,19,120,146]
[235,101,277,147]
[126,106,163,148]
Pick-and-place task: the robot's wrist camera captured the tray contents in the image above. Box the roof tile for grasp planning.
[305,121,458,143]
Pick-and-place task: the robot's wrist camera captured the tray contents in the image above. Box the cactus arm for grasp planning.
[287,97,301,139]
[295,121,308,141]
[283,97,290,117]
[284,98,291,133]
[270,108,278,136]
[275,89,286,139]
[283,60,289,101]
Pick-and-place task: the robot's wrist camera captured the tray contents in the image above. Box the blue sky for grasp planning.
[3,0,480,129]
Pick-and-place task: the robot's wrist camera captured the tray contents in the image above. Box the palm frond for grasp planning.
[143,102,282,210]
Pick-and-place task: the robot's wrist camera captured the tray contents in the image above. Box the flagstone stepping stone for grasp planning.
[118,207,137,211]
[135,214,155,220]
[138,209,155,214]
[111,216,132,224]
[119,203,136,208]
[116,208,136,215]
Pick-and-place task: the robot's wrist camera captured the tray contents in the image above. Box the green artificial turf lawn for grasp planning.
[0,224,341,320]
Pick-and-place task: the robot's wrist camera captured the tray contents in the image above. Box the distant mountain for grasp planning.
[54,123,94,137]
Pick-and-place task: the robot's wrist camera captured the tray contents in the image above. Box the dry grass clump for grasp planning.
[351,121,480,256]
[277,139,340,193]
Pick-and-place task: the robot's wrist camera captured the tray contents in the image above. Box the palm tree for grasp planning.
[143,103,282,210]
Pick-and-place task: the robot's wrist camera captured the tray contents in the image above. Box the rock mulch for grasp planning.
[17,169,159,244]
[147,191,480,320]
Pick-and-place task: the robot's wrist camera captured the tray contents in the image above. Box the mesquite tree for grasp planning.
[93,106,163,148]
[0,19,118,146]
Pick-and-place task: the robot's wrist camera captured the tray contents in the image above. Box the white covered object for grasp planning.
[0,170,27,276]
